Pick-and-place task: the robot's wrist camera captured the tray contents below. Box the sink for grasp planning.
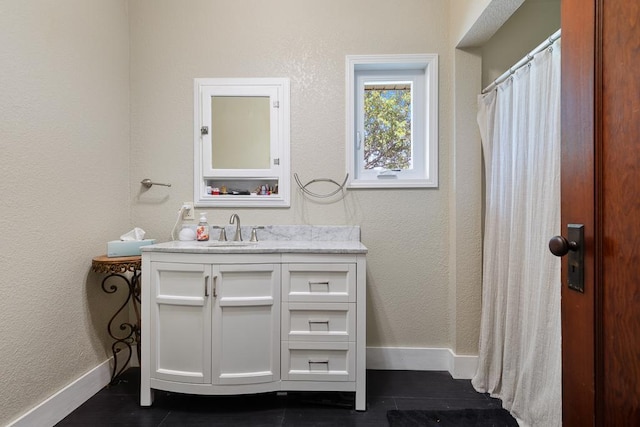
[205,241,257,247]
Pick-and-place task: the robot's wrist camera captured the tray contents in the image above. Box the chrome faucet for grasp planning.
[230,213,242,241]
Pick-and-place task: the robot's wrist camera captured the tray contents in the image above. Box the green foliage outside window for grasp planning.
[363,88,412,170]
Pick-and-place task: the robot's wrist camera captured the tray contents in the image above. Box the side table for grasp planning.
[91,255,141,384]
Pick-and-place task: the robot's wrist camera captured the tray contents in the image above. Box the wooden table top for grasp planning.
[92,255,141,274]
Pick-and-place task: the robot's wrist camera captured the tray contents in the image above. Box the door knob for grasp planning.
[549,224,585,293]
[548,235,579,257]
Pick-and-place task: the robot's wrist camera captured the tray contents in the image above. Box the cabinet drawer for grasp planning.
[282,303,354,342]
[281,342,355,382]
[283,264,355,302]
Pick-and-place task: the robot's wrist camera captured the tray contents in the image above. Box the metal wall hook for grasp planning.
[141,179,171,188]
[294,173,349,198]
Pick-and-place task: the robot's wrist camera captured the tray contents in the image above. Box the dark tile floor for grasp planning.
[56,369,504,426]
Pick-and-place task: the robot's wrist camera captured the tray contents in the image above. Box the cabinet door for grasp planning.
[150,262,212,384]
[212,263,280,385]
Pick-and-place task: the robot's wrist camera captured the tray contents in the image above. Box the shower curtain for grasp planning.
[473,38,561,427]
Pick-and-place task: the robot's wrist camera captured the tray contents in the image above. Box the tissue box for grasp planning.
[107,239,156,257]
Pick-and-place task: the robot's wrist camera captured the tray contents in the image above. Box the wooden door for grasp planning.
[561,0,640,425]
[599,0,640,422]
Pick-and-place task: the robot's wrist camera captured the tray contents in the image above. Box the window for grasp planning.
[346,54,438,188]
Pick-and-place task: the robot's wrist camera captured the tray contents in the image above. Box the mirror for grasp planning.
[211,96,270,170]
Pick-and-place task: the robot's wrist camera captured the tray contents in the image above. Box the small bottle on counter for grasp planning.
[196,212,210,241]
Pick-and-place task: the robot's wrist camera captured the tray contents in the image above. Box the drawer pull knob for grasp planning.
[308,281,330,292]
[308,319,330,331]
[308,359,329,371]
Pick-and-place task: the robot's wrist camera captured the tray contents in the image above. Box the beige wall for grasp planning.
[450,47,483,355]
[450,0,494,45]
[450,0,524,48]
[129,0,465,350]
[0,1,130,425]
[481,0,561,88]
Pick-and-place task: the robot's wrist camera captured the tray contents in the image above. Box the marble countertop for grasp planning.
[142,225,367,254]
[141,239,367,254]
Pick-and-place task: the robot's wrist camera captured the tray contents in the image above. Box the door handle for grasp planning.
[548,235,579,256]
[549,224,584,292]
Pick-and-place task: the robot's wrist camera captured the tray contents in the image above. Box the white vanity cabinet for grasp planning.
[140,248,366,411]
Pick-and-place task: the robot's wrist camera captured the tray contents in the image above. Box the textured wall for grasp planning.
[450,0,524,47]
[450,0,493,45]
[0,1,130,425]
[481,0,561,88]
[450,48,483,355]
[128,0,468,349]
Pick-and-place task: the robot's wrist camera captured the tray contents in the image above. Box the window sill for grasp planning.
[347,179,438,189]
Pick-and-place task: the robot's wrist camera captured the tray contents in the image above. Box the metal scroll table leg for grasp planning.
[100,271,141,384]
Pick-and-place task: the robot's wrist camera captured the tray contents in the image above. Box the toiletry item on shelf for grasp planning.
[196,213,210,241]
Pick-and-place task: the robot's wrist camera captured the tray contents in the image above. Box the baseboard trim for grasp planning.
[9,347,474,426]
[8,358,112,427]
[366,347,478,379]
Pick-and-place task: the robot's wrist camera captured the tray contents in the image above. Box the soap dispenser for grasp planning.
[196,212,210,241]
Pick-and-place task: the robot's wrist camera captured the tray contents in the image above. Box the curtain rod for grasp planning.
[481,29,561,94]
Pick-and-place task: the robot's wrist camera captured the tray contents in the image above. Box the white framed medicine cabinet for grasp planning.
[194,78,290,207]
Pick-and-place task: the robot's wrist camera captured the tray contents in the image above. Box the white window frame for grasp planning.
[346,54,438,188]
